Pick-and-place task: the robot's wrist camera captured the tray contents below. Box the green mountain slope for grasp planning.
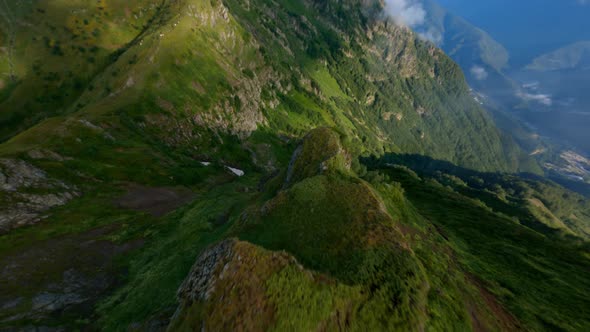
[99,129,589,331]
[0,0,533,172]
[0,0,588,331]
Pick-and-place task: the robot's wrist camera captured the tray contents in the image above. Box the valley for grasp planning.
[0,0,589,331]
[413,0,590,192]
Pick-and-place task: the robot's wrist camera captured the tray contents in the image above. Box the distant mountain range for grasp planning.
[436,0,590,66]
[515,41,590,154]
[1,1,590,330]
[410,1,542,156]
[418,0,518,101]
[414,0,590,189]
[527,41,590,71]
[419,0,508,72]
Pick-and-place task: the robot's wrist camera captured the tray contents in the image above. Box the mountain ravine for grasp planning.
[0,0,589,331]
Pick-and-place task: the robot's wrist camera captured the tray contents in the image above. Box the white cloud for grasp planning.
[418,26,443,45]
[517,92,553,106]
[522,82,540,90]
[383,1,444,45]
[384,0,426,27]
[470,66,488,80]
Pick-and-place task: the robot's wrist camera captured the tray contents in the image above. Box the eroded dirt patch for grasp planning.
[115,184,195,217]
[465,273,522,332]
[0,225,143,328]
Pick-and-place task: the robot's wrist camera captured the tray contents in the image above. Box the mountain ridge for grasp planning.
[0,0,589,331]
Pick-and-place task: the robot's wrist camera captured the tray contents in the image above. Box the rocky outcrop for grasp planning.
[176,239,236,304]
[0,159,54,192]
[27,149,71,162]
[0,159,78,234]
[170,239,306,331]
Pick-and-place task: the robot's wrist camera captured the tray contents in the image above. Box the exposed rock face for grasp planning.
[0,159,78,234]
[1,192,76,233]
[0,159,51,192]
[170,239,305,331]
[27,149,71,162]
[176,239,236,304]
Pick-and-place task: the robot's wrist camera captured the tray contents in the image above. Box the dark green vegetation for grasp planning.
[0,0,536,172]
[0,0,588,331]
[167,129,518,331]
[365,159,590,331]
[364,154,590,240]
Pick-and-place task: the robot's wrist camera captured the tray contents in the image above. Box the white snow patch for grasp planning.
[226,166,245,177]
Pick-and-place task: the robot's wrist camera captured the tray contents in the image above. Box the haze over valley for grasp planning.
[0,1,589,331]
[398,0,590,188]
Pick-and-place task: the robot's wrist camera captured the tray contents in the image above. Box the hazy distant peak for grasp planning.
[526,41,590,71]
[418,0,509,71]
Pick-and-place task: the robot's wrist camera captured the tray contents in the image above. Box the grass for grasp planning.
[0,0,163,140]
[231,130,483,330]
[307,65,352,101]
[266,265,363,332]
[0,0,588,330]
[380,165,590,331]
[156,143,484,331]
[0,188,141,256]
[286,127,346,184]
[96,175,258,330]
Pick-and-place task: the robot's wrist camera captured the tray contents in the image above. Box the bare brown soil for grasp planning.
[0,225,143,327]
[466,273,522,332]
[115,184,195,217]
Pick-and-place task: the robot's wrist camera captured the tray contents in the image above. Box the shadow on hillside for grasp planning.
[362,153,590,242]
[362,152,590,198]
[361,152,512,180]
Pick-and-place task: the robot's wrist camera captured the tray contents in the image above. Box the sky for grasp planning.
[434,0,590,65]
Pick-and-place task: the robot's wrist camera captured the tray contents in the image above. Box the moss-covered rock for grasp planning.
[284,127,351,186]
[170,238,360,331]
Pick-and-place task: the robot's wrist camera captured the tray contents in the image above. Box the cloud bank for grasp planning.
[383,0,443,44]
[383,0,426,27]
[517,92,553,106]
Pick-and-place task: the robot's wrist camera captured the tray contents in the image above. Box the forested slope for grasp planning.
[0,1,587,331]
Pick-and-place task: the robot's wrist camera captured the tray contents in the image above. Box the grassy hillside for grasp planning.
[96,129,589,331]
[0,0,535,172]
[371,162,590,331]
[0,0,588,331]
